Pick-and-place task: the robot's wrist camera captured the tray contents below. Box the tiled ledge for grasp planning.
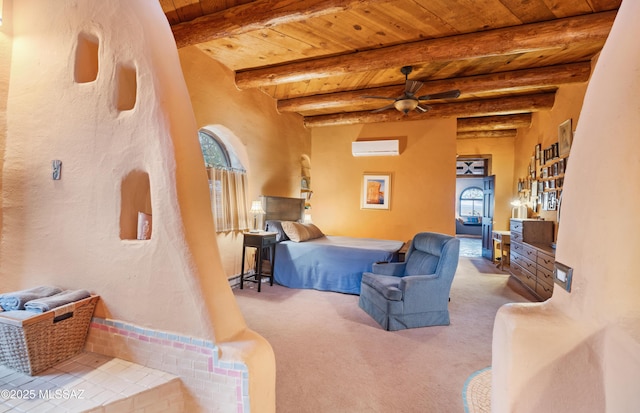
[0,352,183,413]
[86,318,249,413]
[89,318,216,359]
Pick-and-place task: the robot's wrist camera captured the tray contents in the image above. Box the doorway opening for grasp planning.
[455,156,494,260]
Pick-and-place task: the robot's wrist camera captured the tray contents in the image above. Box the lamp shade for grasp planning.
[250,200,265,215]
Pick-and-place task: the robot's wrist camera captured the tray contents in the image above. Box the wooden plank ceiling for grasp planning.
[160,0,621,133]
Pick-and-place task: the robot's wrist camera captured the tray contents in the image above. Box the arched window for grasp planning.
[198,130,249,232]
[459,187,483,217]
[199,132,230,168]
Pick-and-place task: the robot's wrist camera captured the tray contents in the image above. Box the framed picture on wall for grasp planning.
[559,119,573,156]
[362,173,391,210]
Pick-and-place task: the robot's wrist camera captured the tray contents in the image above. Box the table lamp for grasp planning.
[510,199,528,219]
[250,200,265,232]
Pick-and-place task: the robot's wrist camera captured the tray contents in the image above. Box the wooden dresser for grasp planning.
[509,219,555,301]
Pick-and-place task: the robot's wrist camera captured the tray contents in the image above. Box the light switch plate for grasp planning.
[554,262,573,292]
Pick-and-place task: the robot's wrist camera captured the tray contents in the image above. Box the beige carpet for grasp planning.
[234,257,534,413]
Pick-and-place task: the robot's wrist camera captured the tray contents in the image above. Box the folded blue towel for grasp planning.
[24,289,91,313]
[0,286,63,311]
[0,310,39,321]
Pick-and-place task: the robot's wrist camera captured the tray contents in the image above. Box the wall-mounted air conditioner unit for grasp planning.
[351,140,399,157]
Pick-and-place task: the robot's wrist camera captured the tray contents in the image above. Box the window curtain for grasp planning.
[209,167,250,232]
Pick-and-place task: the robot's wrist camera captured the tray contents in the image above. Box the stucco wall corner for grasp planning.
[218,328,276,413]
[492,302,602,413]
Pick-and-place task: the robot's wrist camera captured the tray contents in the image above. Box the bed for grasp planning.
[261,196,404,294]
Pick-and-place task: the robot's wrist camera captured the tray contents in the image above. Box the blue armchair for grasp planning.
[358,232,460,331]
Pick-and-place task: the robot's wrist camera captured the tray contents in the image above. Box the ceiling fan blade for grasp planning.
[416,104,431,113]
[361,95,396,101]
[371,103,397,113]
[417,89,461,100]
[405,80,423,96]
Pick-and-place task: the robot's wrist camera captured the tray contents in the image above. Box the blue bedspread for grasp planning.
[273,236,404,294]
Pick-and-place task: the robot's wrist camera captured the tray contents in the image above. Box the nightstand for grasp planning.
[240,232,277,292]
[397,240,410,262]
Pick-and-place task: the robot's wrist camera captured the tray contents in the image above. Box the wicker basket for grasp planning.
[0,295,99,375]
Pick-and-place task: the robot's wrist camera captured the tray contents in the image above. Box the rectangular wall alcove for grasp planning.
[74,32,99,83]
[116,62,137,111]
[120,169,152,240]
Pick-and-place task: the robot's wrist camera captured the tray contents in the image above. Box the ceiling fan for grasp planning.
[363,66,461,115]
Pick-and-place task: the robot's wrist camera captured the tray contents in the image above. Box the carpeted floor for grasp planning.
[234,255,534,413]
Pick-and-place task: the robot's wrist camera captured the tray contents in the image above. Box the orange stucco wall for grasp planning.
[454,78,589,235]
[179,46,311,279]
[512,82,589,228]
[311,118,457,241]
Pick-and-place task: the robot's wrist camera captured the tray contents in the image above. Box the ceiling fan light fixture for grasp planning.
[394,98,418,114]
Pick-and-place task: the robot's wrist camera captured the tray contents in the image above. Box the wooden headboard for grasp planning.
[260,196,305,224]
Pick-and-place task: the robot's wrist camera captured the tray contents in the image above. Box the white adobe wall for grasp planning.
[492,1,640,412]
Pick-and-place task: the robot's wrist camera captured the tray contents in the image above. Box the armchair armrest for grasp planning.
[398,274,438,290]
[371,262,406,276]
[399,274,448,313]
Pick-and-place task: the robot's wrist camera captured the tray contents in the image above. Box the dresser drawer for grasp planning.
[262,234,278,246]
[511,262,536,291]
[520,243,538,262]
[537,252,555,271]
[510,220,523,233]
[511,251,537,274]
[535,280,553,300]
[537,265,555,286]
[510,241,525,255]
[510,231,523,244]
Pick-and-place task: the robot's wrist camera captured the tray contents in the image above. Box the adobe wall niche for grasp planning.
[74,32,99,83]
[116,62,137,111]
[120,169,152,240]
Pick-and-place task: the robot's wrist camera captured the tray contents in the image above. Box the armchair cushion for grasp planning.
[361,273,403,301]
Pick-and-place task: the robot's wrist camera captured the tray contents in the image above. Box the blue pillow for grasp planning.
[265,220,289,242]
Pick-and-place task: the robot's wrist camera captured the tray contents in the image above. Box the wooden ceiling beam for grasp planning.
[303,92,555,128]
[457,130,518,139]
[277,63,590,113]
[171,0,389,48]
[457,114,532,132]
[236,11,615,90]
